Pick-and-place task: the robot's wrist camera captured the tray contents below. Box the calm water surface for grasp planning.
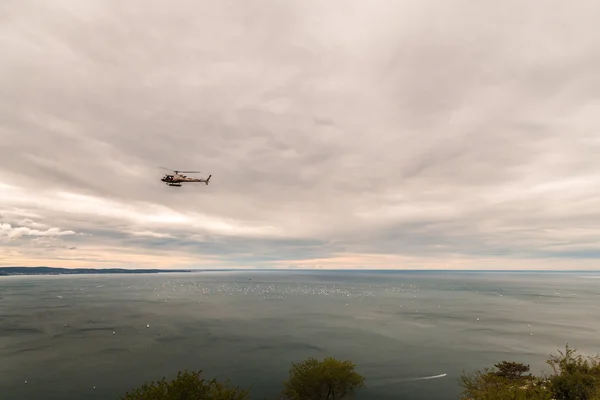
[1,270,599,400]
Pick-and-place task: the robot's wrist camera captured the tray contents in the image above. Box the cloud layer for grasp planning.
[1,0,600,269]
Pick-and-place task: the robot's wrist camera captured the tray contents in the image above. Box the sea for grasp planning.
[1,270,599,400]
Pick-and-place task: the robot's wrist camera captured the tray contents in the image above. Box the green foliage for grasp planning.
[458,364,551,400]
[493,361,533,380]
[278,357,365,400]
[118,346,600,400]
[459,345,600,400]
[546,344,600,400]
[118,369,250,400]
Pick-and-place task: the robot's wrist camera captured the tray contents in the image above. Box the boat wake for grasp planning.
[369,373,448,388]
[404,373,447,381]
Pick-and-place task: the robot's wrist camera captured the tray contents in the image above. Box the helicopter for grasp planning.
[159,167,212,187]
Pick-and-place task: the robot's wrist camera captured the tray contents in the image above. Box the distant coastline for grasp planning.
[1,266,598,276]
[0,266,207,276]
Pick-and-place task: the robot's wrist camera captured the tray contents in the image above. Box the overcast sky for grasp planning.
[1,0,599,270]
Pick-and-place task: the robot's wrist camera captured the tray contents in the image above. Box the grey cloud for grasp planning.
[0,223,76,239]
[1,0,600,268]
[102,228,336,264]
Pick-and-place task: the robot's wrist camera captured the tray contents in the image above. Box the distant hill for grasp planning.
[0,266,200,276]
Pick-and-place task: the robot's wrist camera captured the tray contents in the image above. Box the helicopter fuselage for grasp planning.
[161,173,211,186]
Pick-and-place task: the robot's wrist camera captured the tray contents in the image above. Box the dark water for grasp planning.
[1,270,599,400]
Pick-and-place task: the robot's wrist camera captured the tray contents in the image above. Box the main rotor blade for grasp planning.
[159,167,201,173]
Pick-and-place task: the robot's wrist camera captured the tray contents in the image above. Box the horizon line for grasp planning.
[1,266,599,273]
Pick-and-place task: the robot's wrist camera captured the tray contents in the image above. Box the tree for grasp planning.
[493,362,532,380]
[119,369,251,400]
[458,362,551,400]
[279,357,365,400]
[546,344,600,400]
[458,346,600,400]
